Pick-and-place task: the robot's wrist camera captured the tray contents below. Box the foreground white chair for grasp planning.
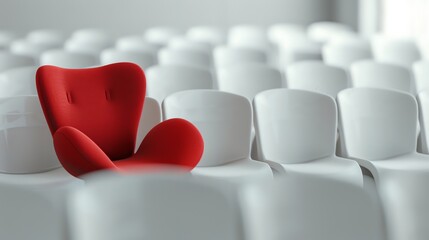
[69,172,242,240]
[213,46,267,69]
[158,48,211,69]
[100,48,156,69]
[241,174,383,240]
[337,88,429,240]
[40,50,98,68]
[0,66,37,97]
[0,52,35,72]
[146,65,213,103]
[413,60,429,93]
[351,60,411,93]
[286,61,349,98]
[186,26,226,46]
[163,90,273,184]
[254,89,362,185]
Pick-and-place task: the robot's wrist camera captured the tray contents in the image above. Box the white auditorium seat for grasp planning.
[322,39,372,69]
[186,26,226,46]
[158,48,211,69]
[228,25,270,52]
[65,29,113,56]
[40,49,98,68]
[277,36,322,66]
[0,30,16,50]
[10,39,55,62]
[213,46,267,69]
[135,97,161,152]
[26,29,66,47]
[307,21,354,43]
[100,48,156,69]
[372,36,421,68]
[267,23,306,45]
[0,52,35,72]
[144,27,182,46]
[167,36,213,53]
[0,66,37,97]
[115,35,160,54]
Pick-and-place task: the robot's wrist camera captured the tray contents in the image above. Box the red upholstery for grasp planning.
[36,63,203,177]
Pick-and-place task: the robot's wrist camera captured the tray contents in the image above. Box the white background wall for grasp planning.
[0,0,357,36]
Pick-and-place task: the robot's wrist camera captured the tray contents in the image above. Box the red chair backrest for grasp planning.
[36,63,145,160]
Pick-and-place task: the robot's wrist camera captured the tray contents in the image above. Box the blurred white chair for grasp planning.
[241,174,383,240]
[69,173,242,240]
[40,50,98,68]
[168,36,212,53]
[228,25,270,52]
[144,27,181,46]
[286,61,349,98]
[0,30,16,50]
[70,28,111,43]
[135,97,161,152]
[0,66,37,97]
[115,35,160,54]
[307,21,354,43]
[267,23,306,44]
[213,46,267,69]
[217,63,283,101]
[0,52,35,72]
[186,26,226,46]
[163,90,273,184]
[10,39,54,61]
[338,88,429,240]
[0,183,66,240]
[158,48,211,69]
[254,89,362,185]
[100,48,156,69]
[413,60,429,93]
[26,29,66,48]
[146,65,213,103]
[322,39,372,69]
[278,36,322,66]
[65,29,113,56]
[351,60,411,93]
[372,37,420,68]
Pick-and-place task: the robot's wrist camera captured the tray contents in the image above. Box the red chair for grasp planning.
[36,62,203,177]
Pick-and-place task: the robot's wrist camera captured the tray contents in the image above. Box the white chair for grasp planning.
[307,21,354,43]
[267,23,306,44]
[278,36,322,66]
[65,29,113,56]
[240,174,383,240]
[146,65,213,103]
[228,25,269,52]
[372,37,420,68]
[0,52,35,72]
[0,66,37,97]
[322,40,372,69]
[286,61,349,98]
[135,97,161,152]
[158,48,211,69]
[144,27,181,46]
[70,28,111,43]
[100,48,156,70]
[213,46,267,69]
[351,60,411,93]
[186,26,226,46]
[40,50,98,68]
[69,172,242,240]
[163,90,273,184]
[217,63,283,101]
[254,89,362,185]
[337,88,429,240]
[167,36,212,53]
[115,36,160,54]
[26,29,66,47]
[413,60,429,93]
[10,39,54,61]
[0,30,16,49]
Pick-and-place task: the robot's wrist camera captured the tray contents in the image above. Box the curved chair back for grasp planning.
[115,36,160,54]
[0,66,38,97]
[0,52,35,72]
[286,61,348,98]
[241,174,382,240]
[27,29,65,47]
[144,27,181,46]
[186,26,226,46]
[228,25,269,51]
[40,50,98,68]
[36,63,145,160]
[417,90,429,153]
[338,88,417,160]
[163,90,252,167]
[322,43,372,69]
[168,36,212,53]
[135,97,161,149]
[100,48,156,69]
[372,37,420,68]
[254,89,337,163]
[69,173,240,240]
[146,65,213,103]
[158,48,211,69]
[217,63,282,101]
[351,60,412,93]
[213,46,266,69]
[307,21,353,43]
[0,96,59,173]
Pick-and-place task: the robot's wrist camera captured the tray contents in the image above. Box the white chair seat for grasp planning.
[266,156,362,186]
[192,158,273,184]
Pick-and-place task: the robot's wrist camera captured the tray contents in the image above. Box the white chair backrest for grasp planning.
[115,36,160,54]
[186,26,226,46]
[71,29,111,43]
[286,61,348,98]
[135,97,161,151]
[168,36,212,53]
[144,27,181,46]
[337,88,417,160]
[241,174,382,240]
[307,21,354,43]
[0,31,16,49]
[10,39,54,60]
[217,63,283,101]
[0,96,59,173]
[351,60,411,93]
[69,173,240,240]
[40,50,98,68]
[0,52,35,72]
[64,39,112,56]
[213,46,267,69]
[412,60,429,93]
[27,29,65,47]
[278,36,322,66]
[100,48,156,70]
[0,183,63,240]
[254,89,337,163]
[146,65,213,103]
[158,48,211,69]
[163,90,252,167]
[0,66,37,97]
[372,37,420,68]
[322,41,372,69]
[417,91,429,153]
[228,25,269,51]
[267,23,306,44]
